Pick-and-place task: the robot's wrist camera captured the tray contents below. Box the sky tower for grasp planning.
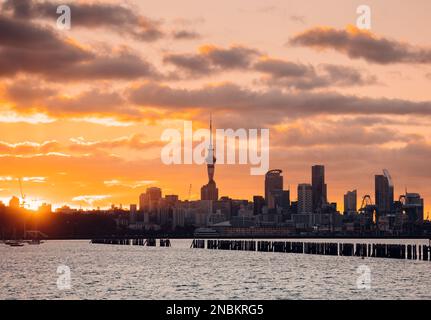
[206,114,216,181]
[201,114,219,201]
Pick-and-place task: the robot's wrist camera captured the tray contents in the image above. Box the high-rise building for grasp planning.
[147,187,162,211]
[312,165,327,212]
[344,190,357,214]
[129,204,137,224]
[139,193,148,211]
[375,169,394,215]
[253,195,265,215]
[38,203,52,214]
[201,181,218,201]
[139,187,162,212]
[201,115,219,201]
[165,195,179,205]
[298,183,313,214]
[271,189,290,210]
[404,193,424,224]
[265,169,283,208]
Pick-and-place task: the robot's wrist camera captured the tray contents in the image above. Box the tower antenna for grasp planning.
[209,112,213,149]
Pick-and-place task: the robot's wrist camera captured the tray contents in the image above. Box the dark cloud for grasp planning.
[0,15,92,77]
[4,79,56,105]
[2,0,164,41]
[163,45,261,76]
[0,15,159,80]
[289,26,431,64]
[51,50,159,81]
[163,54,211,75]
[4,81,138,118]
[44,89,129,115]
[272,123,421,147]
[333,115,428,127]
[164,45,376,88]
[254,59,312,78]
[128,82,431,125]
[205,45,260,69]
[254,59,377,89]
[172,30,201,40]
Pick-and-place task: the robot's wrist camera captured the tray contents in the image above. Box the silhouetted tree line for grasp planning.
[0,206,117,239]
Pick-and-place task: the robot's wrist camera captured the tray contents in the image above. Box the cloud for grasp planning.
[172,30,201,40]
[9,88,129,117]
[0,111,55,124]
[52,50,160,81]
[0,175,46,183]
[128,82,431,125]
[0,15,159,80]
[164,45,261,76]
[0,134,163,157]
[272,122,421,147]
[72,194,111,205]
[22,176,46,183]
[4,81,139,119]
[254,58,377,89]
[44,90,128,115]
[289,25,431,64]
[0,140,61,155]
[4,79,56,105]
[68,135,164,152]
[163,54,211,75]
[0,15,92,77]
[2,0,164,41]
[164,45,376,88]
[104,179,157,189]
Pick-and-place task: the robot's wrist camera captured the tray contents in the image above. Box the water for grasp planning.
[1,239,430,300]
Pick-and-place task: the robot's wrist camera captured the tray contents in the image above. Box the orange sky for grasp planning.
[0,0,430,215]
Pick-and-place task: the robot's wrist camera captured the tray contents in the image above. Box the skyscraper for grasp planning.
[129,204,137,224]
[265,169,283,208]
[147,187,162,211]
[375,169,394,215]
[344,190,357,214]
[271,189,290,210]
[312,165,327,212]
[201,115,219,201]
[139,192,148,211]
[298,183,313,214]
[404,193,424,224]
[253,195,265,215]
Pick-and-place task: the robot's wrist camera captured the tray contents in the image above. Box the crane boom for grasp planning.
[18,177,26,208]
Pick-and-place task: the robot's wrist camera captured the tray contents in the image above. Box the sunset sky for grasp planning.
[0,0,430,214]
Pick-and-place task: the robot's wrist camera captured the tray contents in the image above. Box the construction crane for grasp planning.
[18,177,27,208]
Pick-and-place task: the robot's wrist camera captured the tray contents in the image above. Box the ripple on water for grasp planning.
[1,240,431,299]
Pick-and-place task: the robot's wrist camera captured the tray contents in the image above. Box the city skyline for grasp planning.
[0,0,431,212]
[1,162,427,220]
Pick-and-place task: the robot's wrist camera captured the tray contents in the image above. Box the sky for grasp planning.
[0,0,430,214]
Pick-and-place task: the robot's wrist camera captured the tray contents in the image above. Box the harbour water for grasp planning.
[1,239,430,300]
